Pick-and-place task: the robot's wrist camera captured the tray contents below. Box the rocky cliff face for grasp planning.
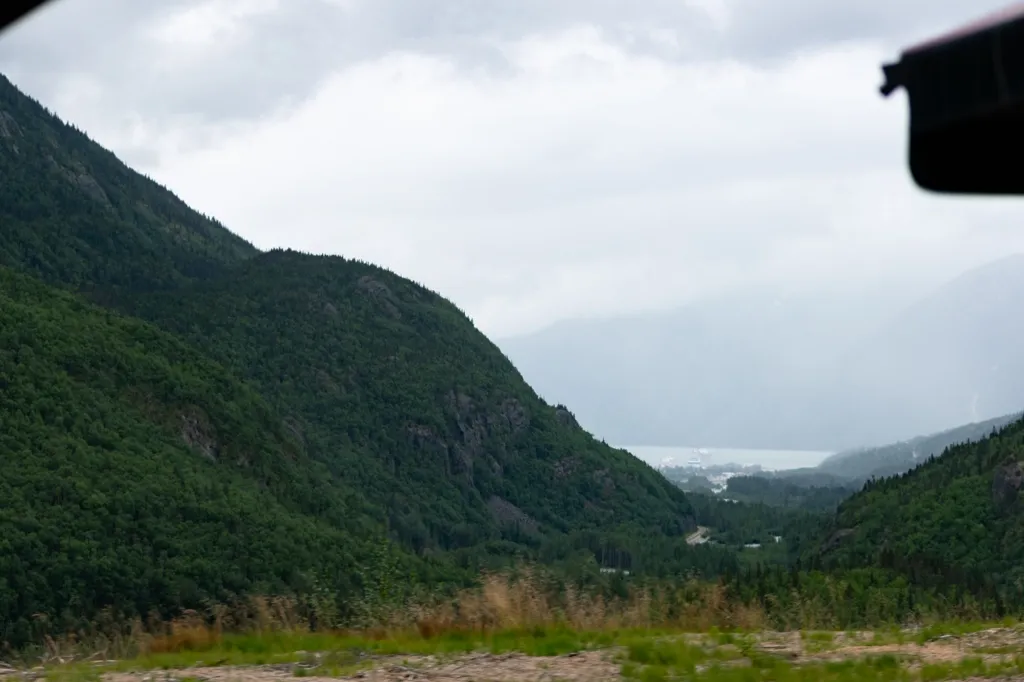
[992,457,1024,508]
[116,249,699,553]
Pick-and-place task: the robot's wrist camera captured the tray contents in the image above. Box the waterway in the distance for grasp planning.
[621,445,833,472]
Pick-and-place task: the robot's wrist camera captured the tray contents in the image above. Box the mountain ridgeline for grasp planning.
[0,74,712,641]
[500,256,1024,451]
[816,411,1023,484]
[0,74,256,292]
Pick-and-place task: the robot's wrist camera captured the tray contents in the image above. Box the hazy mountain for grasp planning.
[816,412,1023,483]
[803,254,1024,448]
[499,256,1024,451]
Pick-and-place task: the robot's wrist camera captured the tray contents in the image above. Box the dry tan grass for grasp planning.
[12,569,778,662]
[355,569,766,637]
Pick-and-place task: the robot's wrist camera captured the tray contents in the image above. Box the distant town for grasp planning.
[655,449,768,498]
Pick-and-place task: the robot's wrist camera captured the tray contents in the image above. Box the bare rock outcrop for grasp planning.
[992,457,1024,507]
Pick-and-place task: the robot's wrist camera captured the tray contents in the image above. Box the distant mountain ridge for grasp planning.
[800,254,1024,449]
[500,256,1024,451]
[499,288,898,450]
[816,411,1023,483]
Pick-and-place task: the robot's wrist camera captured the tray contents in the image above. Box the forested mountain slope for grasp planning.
[720,475,855,512]
[118,250,698,558]
[0,74,255,291]
[0,266,411,646]
[810,415,1024,593]
[0,71,712,638]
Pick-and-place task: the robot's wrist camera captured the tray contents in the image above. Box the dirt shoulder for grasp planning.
[101,650,621,682]
[23,625,1024,682]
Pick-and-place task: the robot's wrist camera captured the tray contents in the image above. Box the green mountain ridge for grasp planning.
[0,72,711,638]
[807,414,1024,594]
[114,248,698,552]
[0,73,256,292]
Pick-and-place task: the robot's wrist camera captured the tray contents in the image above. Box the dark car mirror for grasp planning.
[882,3,1024,194]
[0,1,52,36]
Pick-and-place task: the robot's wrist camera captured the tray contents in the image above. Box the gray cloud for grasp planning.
[718,0,1007,59]
[0,0,349,126]
[1,0,1009,130]
[1,0,1023,339]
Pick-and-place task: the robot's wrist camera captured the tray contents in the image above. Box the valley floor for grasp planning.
[25,624,1024,682]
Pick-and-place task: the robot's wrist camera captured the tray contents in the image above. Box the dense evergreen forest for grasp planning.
[0,267,423,645]
[0,75,255,292]
[719,476,855,512]
[114,250,698,554]
[811,416,1024,594]
[0,72,737,645]
[3,67,1024,647]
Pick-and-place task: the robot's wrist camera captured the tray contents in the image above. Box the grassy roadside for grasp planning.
[35,627,648,682]
[13,570,1024,681]
[32,620,1024,682]
[107,627,638,668]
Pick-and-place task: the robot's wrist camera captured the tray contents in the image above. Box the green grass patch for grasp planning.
[619,643,1024,681]
[866,626,909,647]
[42,665,102,682]
[85,626,686,672]
[707,626,753,648]
[623,651,913,681]
[291,649,371,678]
[973,644,1020,654]
[918,654,1024,681]
[914,618,1016,645]
[38,620,1024,682]
[801,630,837,653]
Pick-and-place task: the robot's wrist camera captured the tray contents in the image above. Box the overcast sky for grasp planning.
[2,0,1023,338]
